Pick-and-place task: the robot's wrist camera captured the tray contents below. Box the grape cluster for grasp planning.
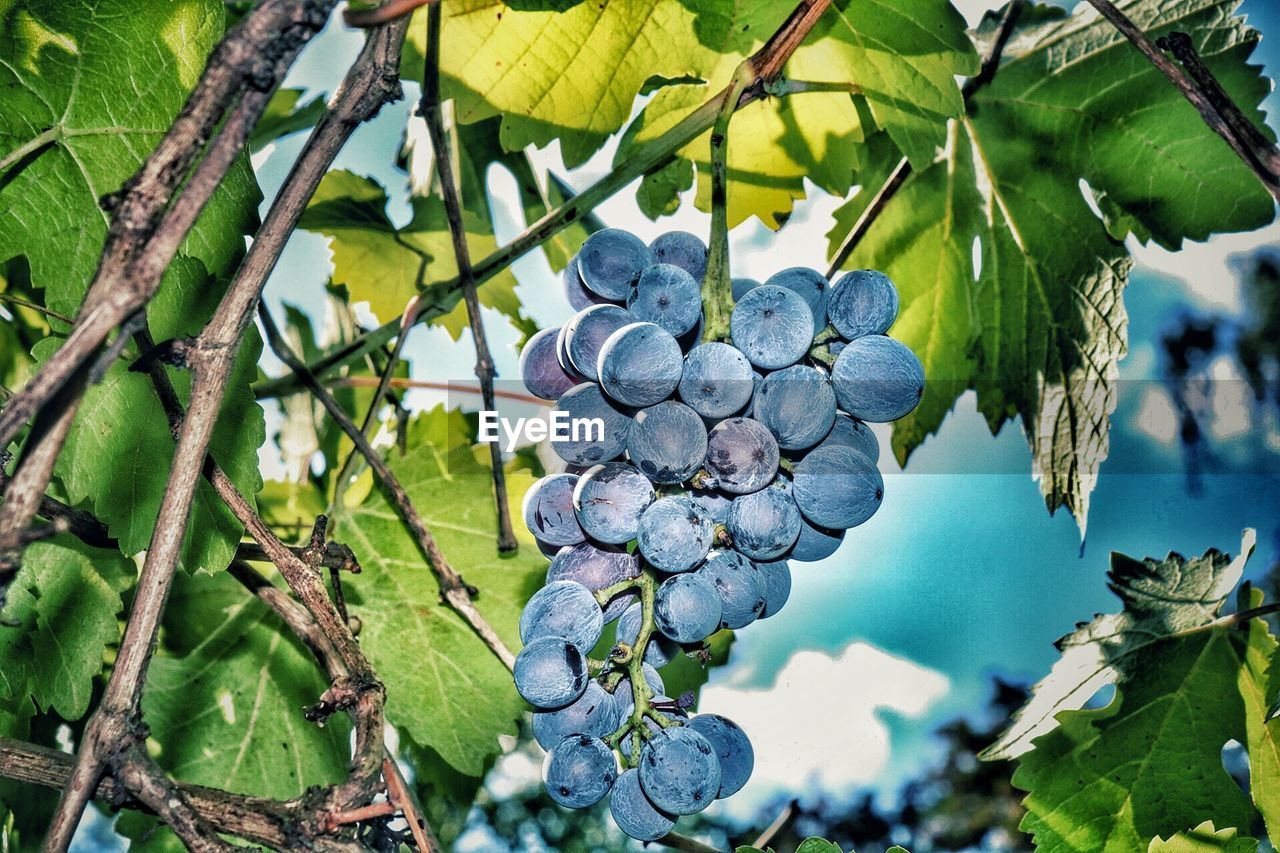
[513,227,923,839]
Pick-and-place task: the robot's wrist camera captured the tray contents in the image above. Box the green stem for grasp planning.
[593,576,642,608]
[700,62,755,345]
[604,568,680,763]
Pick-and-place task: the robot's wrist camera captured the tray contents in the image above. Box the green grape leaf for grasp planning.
[1149,823,1258,853]
[249,87,326,153]
[141,568,351,798]
[0,536,132,720]
[1239,593,1280,840]
[636,158,694,220]
[299,169,521,338]
[985,530,1255,760]
[738,838,850,853]
[331,406,545,775]
[1013,627,1257,851]
[2,0,265,571]
[829,0,1275,527]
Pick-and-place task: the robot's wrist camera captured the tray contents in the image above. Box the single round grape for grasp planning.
[753,365,837,451]
[731,277,760,300]
[578,228,653,300]
[563,304,634,383]
[547,543,640,622]
[704,417,779,494]
[790,517,845,562]
[757,559,792,618]
[698,550,766,630]
[686,715,754,797]
[573,462,655,544]
[519,580,604,651]
[551,383,632,465]
[729,285,813,370]
[792,444,884,529]
[522,474,585,547]
[678,342,754,420]
[544,734,618,808]
[654,573,723,643]
[514,636,589,709]
[818,412,879,463]
[765,267,829,333]
[650,231,708,282]
[637,495,715,573]
[610,768,675,842]
[598,322,683,407]
[627,401,707,485]
[690,488,733,525]
[827,269,899,339]
[831,334,924,422]
[564,256,616,310]
[616,603,678,667]
[638,727,722,815]
[533,681,623,749]
[520,326,579,401]
[627,263,702,338]
[725,487,801,561]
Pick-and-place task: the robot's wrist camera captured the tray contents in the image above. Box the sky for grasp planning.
[233,0,1280,841]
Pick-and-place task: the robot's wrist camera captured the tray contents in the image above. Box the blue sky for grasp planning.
[245,0,1280,826]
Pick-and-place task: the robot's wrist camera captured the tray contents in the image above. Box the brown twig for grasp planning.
[658,832,728,853]
[826,0,1025,276]
[1084,0,1280,202]
[749,799,799,849]
[329,375,547,406]
[259,304,518,671]
[383,756,440,852]
[420,3,518,553]
[343,0,432,28]
[237,540,362,572]
[110,745,239,852]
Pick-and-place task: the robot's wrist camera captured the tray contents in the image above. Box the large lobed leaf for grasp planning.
[829,0,1275,527]
[0,0,266,572]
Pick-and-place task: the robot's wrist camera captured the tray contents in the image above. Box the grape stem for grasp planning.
[700,62,756,344]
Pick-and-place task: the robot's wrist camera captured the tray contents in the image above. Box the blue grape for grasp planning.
[520,327,579,401]
[650,231,708,281]
[690,488,733,525]
[764,267,829,333]
[637,495,715,573]
[573,462,655,544]
[790,517,844,562]
[731,277,760,300]
[564,255,617,310]
[626,401,707,485]
[638,727,721,815]
[627,263,702,338]
[757,559,792,618]
[519,580,604,651]
[617,603,678,667]
[547,543,640,622]
[725,487,801,561]
[533,681,623,749]
[654,574,722,643]
[598,322,683,407]
[704,417,779,495]
[686,714,754,797]
[563,304,634,382]
[544,734,618,808]
[792,444,884,529]
[610,769,675,842]
[522,474,585,547]
[678,342,754,420]
[675,338,752,417]
[831,334,924,422]
[818,412,879,463]
[578,228,652,300]
[698,550,765,629]
[753,365,837,451]
[551,383,632,465]
[729,285,813,369]
[515,636,589,709]
[827,269,899,339]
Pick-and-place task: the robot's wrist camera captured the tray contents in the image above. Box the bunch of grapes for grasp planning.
[513,227,923,840]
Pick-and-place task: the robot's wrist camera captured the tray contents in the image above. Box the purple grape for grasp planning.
[578,229,652,300]
[627,263,702,337]
[764,267,829,333]
[551,383,632,466]
[830,334,924,423]
[704,417,779,495]
[729,285,813,369]
[827,269,899,339]
[563,304,634,383]
[523,474,585,547]
[547,543,641,621]
[626,401,707,485]
[520,326,579,401]
[650,231,708,281]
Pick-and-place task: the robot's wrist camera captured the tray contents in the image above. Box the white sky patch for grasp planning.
[1207,355,1253,441]
[217,689,237,725]
[1133,386,1179,445]
[696,642,949,819]
[1127,221,1280,313]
